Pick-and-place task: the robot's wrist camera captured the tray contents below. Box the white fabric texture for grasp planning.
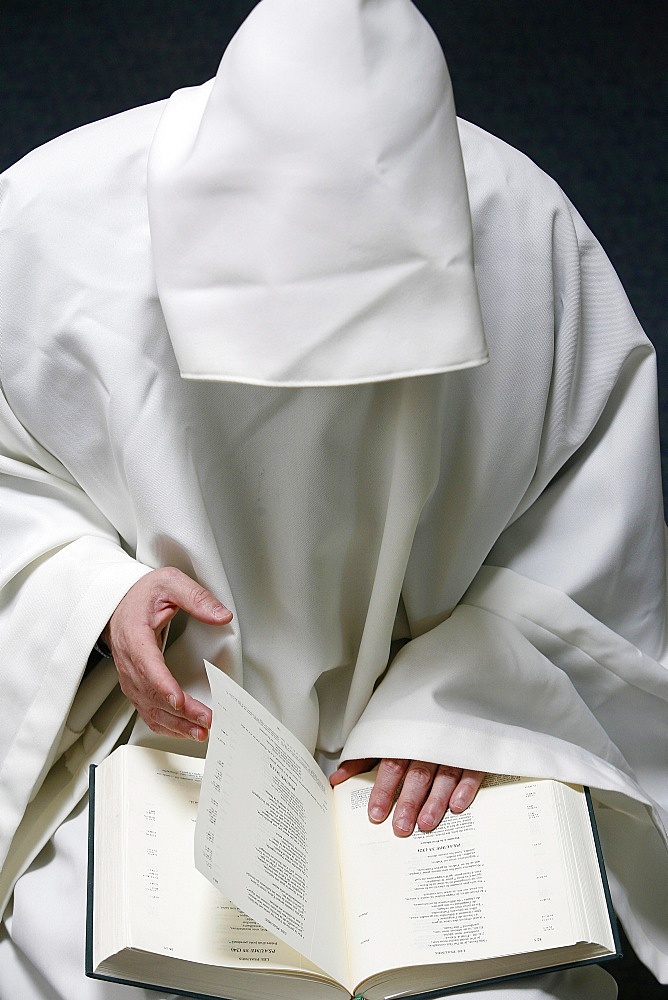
[0,4,667,997]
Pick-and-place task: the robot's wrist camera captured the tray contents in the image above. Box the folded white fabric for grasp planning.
[148,0,488,385]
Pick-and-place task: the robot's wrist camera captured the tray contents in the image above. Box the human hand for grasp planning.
[330,758,485,836]
[102,567,232,741]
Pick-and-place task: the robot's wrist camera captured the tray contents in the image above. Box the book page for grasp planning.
[98,746,318,974]
[333,772,582,987]
[195,664,349,988]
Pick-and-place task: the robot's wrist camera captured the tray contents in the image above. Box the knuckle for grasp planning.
[145,705,165,730]
[407,762,436,788]
[189,584,211,610]
[148,567,182,606]
[156,566,182,587]
[381,758,408,780]
[437,764,462,781]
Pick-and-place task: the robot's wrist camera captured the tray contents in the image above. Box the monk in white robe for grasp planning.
[0,1,666,997]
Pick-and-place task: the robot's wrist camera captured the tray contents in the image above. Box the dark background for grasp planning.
[1,2,667,997]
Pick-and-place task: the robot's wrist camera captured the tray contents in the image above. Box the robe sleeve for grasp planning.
[0,378,153,908]
[0,138,161,905]
[0,105,179,911]
[341,170,668,977]
[341,156,667,778]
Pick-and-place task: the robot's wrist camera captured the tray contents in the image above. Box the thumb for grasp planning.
[149,567,233,631]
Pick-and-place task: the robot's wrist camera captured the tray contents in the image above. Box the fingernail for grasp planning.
[213,605,229,620]
[189,727,203,741]
[197,714,209,727]
[168,695,177,709]
[393,811,411,833]
[369,804,385,822]
[450,793,466,812]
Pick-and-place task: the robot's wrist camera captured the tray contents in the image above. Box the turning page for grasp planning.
[92,747,318,976]
[195,662,350,988]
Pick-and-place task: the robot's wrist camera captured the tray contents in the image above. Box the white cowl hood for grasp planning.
[147,0,488,385]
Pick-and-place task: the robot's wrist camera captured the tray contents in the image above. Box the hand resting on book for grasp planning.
[330,758,486,836]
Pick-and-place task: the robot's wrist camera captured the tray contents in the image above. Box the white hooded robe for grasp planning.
[0,10,666,999]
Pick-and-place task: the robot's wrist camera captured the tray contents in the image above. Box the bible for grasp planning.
[87,663,619,1000]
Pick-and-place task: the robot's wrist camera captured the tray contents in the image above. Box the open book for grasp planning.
[87,663,619,1000]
